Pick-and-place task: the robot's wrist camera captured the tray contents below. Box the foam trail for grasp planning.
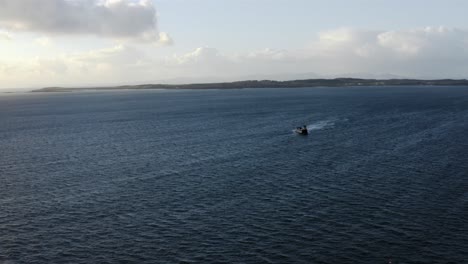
[291,119,335,134]
[307,120,335,130]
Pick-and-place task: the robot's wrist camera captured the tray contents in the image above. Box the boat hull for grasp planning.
[295,129,308,135]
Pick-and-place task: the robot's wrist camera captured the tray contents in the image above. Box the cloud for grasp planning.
[302,27,468,78]
[0,31,11,41]
[35,37,52,47]
[0,43,154,88]
[2,26,468,89]
[173,47,224,65]
[167,27,468,79]
[73,44,145,64]
[157,32,173,46]
[315,26,468,58]
[0,0,168,43]
[245,48,289,61]
[30,57,69,75]
[377,30,424,55]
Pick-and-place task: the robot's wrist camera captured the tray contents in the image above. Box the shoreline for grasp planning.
[30,78,468,93]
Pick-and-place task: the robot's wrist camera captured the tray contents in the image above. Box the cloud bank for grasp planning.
[307,26,468,78]
[159,27,468,80]
[2,26,468,88]
[0,0,171,43]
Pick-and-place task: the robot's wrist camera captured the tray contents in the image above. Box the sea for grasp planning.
[1,86,467,263]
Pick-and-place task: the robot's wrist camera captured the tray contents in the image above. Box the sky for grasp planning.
[1,0,468,89]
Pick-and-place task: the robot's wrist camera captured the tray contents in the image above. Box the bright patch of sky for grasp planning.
[1,0,468,89]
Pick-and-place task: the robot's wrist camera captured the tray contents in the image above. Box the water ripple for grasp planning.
[1,87,467,263]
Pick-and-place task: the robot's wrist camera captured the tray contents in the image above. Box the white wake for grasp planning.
[307,120,336,130]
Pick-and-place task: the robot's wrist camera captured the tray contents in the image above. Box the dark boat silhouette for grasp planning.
[295,125,308,135]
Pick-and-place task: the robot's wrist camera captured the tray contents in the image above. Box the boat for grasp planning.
[295,125,308,135]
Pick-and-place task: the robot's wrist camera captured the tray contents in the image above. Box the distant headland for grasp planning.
[31,78,468,92]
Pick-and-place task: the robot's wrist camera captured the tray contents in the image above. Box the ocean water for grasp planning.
[1,86,467,263]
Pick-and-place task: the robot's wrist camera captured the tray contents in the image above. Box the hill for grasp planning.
[32,78,468,92]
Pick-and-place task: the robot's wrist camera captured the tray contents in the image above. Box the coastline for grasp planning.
[30,78,468,93]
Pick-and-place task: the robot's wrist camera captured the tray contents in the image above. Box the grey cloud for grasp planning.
[0,0,165,42]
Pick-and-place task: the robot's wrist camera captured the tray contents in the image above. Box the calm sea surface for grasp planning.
[1,87,467,263]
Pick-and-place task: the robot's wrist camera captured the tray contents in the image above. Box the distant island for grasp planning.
[31,78,468,92]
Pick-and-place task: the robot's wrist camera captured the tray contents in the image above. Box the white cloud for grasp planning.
[162,27,468,80]
[157,32,173,46]
[318,28,355,43]
[0,30,11,41]
[0,0,168,43]
[0,43,155,87]
[245,48,289,61]
[377,30,426,55]
[2,26,468,89]
[29,57,69,75]
[35,37,53,47]
[314,26,468,60]
[173,47,224,65]
[305,27,468,78]
[73,44,145,64]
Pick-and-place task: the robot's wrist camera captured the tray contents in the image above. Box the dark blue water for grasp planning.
[1,87,467,263]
